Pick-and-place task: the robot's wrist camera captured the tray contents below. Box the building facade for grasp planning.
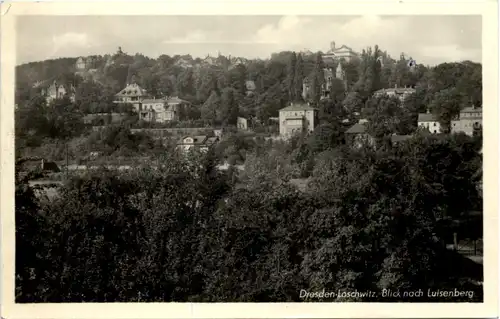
[177,135,219,154]
[113,83,149,110]
[302,62,346,101]
[75,56,97,71]
[76,57,86,70]
[373,86,416,105]
[237,117,248,130]
[138,96,189,123]
[279,102,318,139]
[451,106,482,136]
[418,111,441,134]
[41,81,76,104]
[322,41,358,63]
[345,121,376,149]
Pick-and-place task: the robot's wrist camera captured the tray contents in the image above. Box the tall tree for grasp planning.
[221,88,239,126]
[294,54,305,101]
[312,53,325,104]
[286,52,297,101]
[429,87,463,133]
[201,91,221,125]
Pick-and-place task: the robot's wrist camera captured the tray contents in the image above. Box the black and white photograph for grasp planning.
[1,1,499,318]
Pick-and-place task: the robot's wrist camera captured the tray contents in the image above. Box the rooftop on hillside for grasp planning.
[418,113,438,122]
[116,83,148,97]
[345,122,367,134]
[279,102,317,112]
[460,106,482,113]
[374,87,416,95]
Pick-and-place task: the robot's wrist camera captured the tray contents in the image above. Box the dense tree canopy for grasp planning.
[16,132,483,302]
[15,46,483,303]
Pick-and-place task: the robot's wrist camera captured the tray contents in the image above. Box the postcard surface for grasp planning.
[1,1,498,318]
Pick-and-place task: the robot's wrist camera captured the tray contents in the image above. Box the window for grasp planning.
[433,130,437,133]
[433,123,436,127]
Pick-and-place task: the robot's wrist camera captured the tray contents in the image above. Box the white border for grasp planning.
[1,1,498,318]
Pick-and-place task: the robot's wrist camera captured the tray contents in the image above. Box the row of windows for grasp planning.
[452,121,481,128]
[461,112,482,118]
[282,111,315,117]
[420,122,438,127]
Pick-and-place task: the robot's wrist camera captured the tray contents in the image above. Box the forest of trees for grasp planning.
[16,47,482,126]
[15,46,482,162]
[15,46,483,302]
[16,131,483,302]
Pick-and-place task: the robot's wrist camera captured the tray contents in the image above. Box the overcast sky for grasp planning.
[16,15,481,66]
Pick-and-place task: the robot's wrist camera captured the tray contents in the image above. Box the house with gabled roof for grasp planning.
[177,135,219,154]
[139,96,190,123]
[451,105,482,136]
[113,83,149,111]
[374,85,416,105]
[391,134,413,146]
[345,120,376,149]
[302,63,346,101]
[40,80,76,104]
[279,102,318,139]
[418,110,441,134]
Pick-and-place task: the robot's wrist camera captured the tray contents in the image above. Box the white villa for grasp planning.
[322,41,358,63]
[418,111,441,134]
[279,102,318,139]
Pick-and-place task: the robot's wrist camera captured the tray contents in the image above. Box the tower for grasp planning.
[322,68,334,99]
[302,78,310,101]
[330,41,336,51]
[336,62,344,80]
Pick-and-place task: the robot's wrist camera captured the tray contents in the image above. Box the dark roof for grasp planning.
[166,96,189,104]
[461,107,482,113]
[206,136,219,145]
[375,87,416,95]
[42,161,60,172]
[178,135,208,145]
[116,83,147,97]
[19,159,60,172]
[83,113,127,124]
[418,113,438,122]
[345,122,367,134]
[391,135,412,143]
[280,103,317,112]
[142,99,165,104]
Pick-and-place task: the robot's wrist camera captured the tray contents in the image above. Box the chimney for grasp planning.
[330,41,336,50]
[394,84,397,88]
[426,109,430,114]
[41,158,44,170]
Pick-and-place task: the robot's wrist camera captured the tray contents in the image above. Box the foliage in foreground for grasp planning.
[15,135,483,302]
